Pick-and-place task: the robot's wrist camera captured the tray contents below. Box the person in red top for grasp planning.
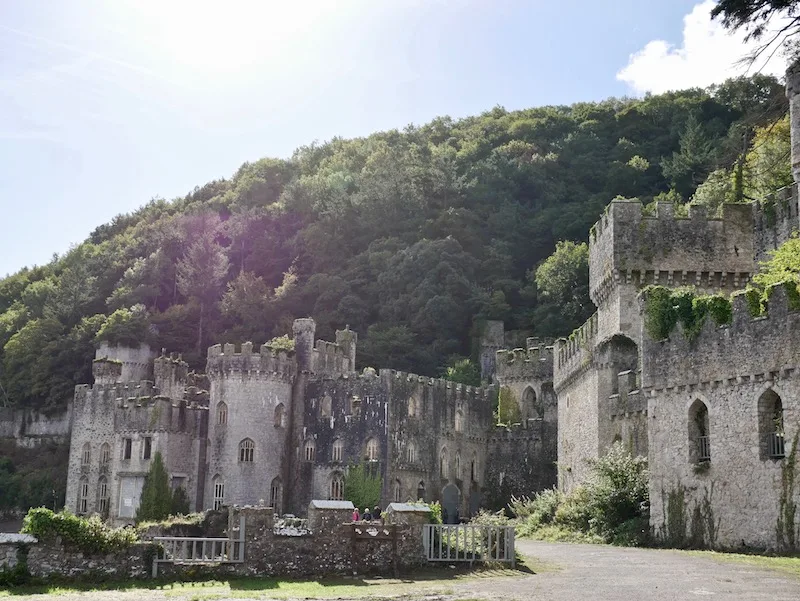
[352,508,360,522]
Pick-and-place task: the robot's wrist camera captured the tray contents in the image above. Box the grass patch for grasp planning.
[0,560,541,599]
[685,550,800,579]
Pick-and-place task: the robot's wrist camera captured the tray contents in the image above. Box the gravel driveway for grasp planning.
[458,540,800,601]
[5,540,799,601]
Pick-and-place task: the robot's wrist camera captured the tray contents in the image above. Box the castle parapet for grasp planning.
[206,343,296,380]
[554,313,598,391]
[589,199,755,306]
[377,369,497,404]
[495,341,554,383]
[312,339,351,376]
[641,283,800,393]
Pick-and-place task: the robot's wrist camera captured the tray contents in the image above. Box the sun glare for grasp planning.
[125,0,341,74]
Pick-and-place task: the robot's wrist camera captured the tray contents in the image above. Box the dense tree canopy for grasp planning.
[0,74,791,410]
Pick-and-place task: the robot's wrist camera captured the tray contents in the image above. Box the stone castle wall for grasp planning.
[65,365,207,523]
[643,286,800,549]
[0,405,72,448]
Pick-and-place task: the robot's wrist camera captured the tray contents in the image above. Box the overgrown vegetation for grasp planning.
[508,443,649,546]
[642,286,733,341]
[21,508,139,554]
[641,232,800,341]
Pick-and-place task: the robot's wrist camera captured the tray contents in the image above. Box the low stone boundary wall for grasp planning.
[0,502,431,581]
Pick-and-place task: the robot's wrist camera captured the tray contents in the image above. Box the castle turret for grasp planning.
[95,342,154,382]
[478,320,505,383]
[92,357,122,385]
[335,326,357,371]
[293,318,316,372]
[786,59,800,187]
[153,352,188,400]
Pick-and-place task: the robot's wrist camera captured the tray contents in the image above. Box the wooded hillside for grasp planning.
[0,75,789,410]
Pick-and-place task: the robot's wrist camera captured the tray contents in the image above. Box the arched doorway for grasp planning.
[441,483,461,524]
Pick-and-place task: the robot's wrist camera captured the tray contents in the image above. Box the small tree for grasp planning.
[344,462,382,512]
[135,452,172,523]
[171,486,190,516]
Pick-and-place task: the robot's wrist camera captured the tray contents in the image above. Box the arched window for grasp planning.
[320,394,332,418]
[408,395,418,417]
[217,402,228,425]
[455,452,461,480]
[274,403,285,428]
[270,477,282,515]
[81,442,91,468]
[417,481,425,501]
[394,479,402,503]
[523,386,542,417]
[406,441,417,464]
[304,439,316,462]
[330,472,344,500]
[455,409,464,433]
[439,447,448,479]
[238,438,255,462]
[97,476,109,514]
[212,475,225,510]
[688,399,711,463]
[100,443,111,468]
[470,452,478,482]
[366,438,379,461]
[758,389,785,459]
[332,439,344,463]
[78,476,89,514]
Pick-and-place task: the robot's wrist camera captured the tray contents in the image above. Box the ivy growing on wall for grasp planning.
[641,286,732,341]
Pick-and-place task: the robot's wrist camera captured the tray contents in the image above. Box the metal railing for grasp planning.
[152,516,245,577]
[767,431,786,459]
[423,524,515,567]
[697,436,711,462]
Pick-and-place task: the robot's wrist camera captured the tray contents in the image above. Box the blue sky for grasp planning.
[0,0,780,277]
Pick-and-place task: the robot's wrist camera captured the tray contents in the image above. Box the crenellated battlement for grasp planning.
[488,419,544,441]
[641,283,800,393]
[206,342,297,380]
[589,199,754,307]
[495,339,554,383]
[312,339,351,375]
[554,313,598,390]
[375,369,497,403]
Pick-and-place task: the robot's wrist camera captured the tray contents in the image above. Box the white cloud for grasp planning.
[617,1,787,94]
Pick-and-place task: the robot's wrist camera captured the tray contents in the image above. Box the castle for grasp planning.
[62,321,555,525]
[54,64,800,548]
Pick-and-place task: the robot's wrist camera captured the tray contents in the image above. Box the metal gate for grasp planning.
[423,524,515,567]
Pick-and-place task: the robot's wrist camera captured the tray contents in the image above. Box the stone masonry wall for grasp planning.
[643,286,800,549]
[205,343,295,512]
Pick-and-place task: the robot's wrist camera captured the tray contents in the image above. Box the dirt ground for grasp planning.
[3,540,799,601]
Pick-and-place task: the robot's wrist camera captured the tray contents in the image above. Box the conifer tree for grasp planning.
[135,452,172,523]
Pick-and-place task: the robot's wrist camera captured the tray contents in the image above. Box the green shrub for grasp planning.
[584,443,649,540]
[22,508,138,554]
[514,444,650,546]
[509,489,562,527]
[469,508,510,526]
